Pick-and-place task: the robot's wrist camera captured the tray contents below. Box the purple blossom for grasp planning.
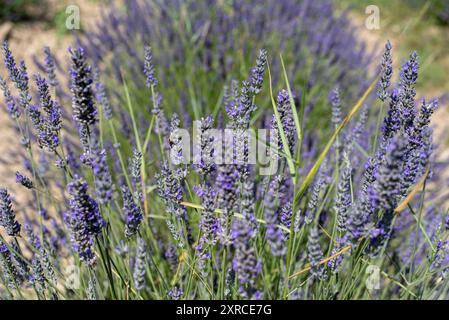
[399,51,419,134]
[34,74,62,151]
[121,185,143,238]
[65,175,105,266]
[15,171,33,189]
[273,89,296,156]
[330,87,342,125]
[194,184,218,247]
[0,76,20,119]
[232,220,261,299]
[93,67,113,119]
[168,286,183,300]
[0,188,21,237]
[216,162,240,244]
[143,46,158,87]
[0,243,17,288]
[381,89,401,148]
[307,226,326,280]
[264,176,286,256]
[335,161,352,232]
[43,46,58,88]
[156,162,186,218]
[374,135,407,211]
[92,148,115,204]
[133,237,147,291]
[250,49,268,94]
[377,41,393,102]
[194,116,216,176]
[70,47,98,126]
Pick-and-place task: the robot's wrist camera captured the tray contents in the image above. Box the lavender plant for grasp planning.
[0,4,447,301]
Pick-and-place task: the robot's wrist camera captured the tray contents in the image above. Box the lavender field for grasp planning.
[0,0,448,301]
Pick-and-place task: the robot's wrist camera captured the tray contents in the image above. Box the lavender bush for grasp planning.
[0,2,448,301]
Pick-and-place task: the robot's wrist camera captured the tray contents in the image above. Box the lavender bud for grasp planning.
[0,188,20,236]
[216,163,240,244]
[0,243,18,288]
[70,47,97,126]
[30,255,46,294]
[375,135,407,211]
[130,148,142,198]
[15,171,33,189]
[346,203,369,242]
[65,175,105,266]
[250,49,268,94]
[194,116,215,176]
[399,51,419,133]
[377,41,393,102]
[330,87,342,126]
[305,175,324,224]
[327,237,345,273]
[156,162,186,218]
[274,89,296,155]
[164,245,178,272]
[133,237,147,291]
[143,46,158,87]
[43,46,58,88]
[307,226,326,280]
[335,161,352,232]
[86,276,97,300]
[241,179,258,233]
[194,184,218,246]
[232,220,261,299]
[264,176,286,256]
[381,89,401,147]
[0,76,20,119]
[93,68,113,119]
[92,149,115,204]
[121,185,143,238]
[168,286,183,300]
[169,113,184,165]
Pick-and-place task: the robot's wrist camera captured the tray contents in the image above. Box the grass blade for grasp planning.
[267,62,297,181]
[293,78,378,203]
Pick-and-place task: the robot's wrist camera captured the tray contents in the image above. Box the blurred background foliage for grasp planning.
[0,0,45,22]
[338,0,449,95]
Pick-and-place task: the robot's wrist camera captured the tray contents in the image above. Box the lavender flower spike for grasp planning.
[0,188,21,236]
[70,47,97,126]
[15,171,34,189]
[232,220,261,299]
[122,185,143,238]
[374,135,407,211]
[377,41,393,102]
[194,184,218,246]
[44,46,59,88]
[335,160,352,232]
[330,87,342,126]
[250,48,268,94]
[133,237,147,291]
[65,175,105,266]
[143,46,158,87]
[307,226,326,280]
[0,76,20,119]
[264,176,286,257]
[92,148,115,204]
